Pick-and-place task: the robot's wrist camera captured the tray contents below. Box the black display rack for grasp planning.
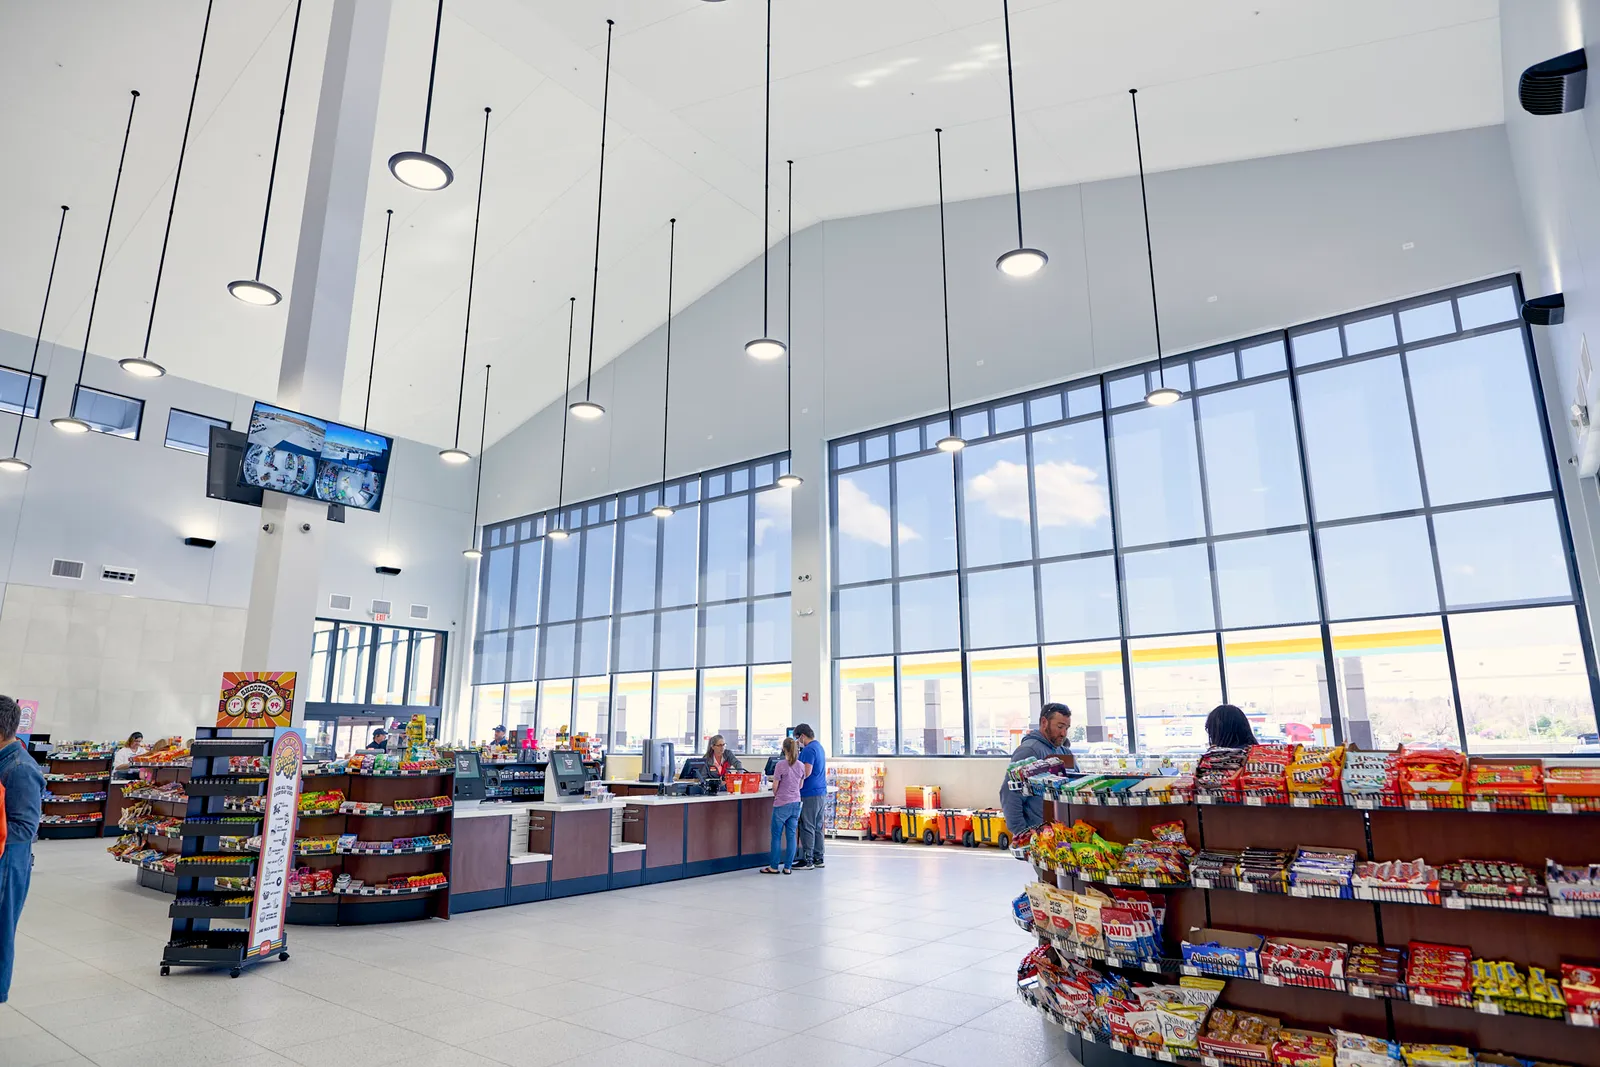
[160,728,289,979]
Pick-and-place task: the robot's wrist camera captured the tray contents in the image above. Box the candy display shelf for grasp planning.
[38,745,113,839]
[826,761,885,838]
[1012,775,1600,1067]
[285,764,455,926]
[160,727,290,979]
[109,752,193,887]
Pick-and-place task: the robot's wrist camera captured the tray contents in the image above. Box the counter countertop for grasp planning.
[452,790,773,819]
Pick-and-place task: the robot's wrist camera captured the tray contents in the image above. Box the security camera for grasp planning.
[300,522,312,533]
[261,522,275,534]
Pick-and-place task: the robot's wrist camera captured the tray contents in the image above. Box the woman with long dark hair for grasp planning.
[1205,704,1257,749]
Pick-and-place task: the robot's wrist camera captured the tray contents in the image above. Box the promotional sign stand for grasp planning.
[160,689,303,977]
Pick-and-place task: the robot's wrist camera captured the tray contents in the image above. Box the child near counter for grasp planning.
[762,737,809,875]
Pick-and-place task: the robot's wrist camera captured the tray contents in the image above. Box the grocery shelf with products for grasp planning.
[1007,744,1600,1067]
[38,741,116,839]
[107,741,193,891]
[825,761,884,837]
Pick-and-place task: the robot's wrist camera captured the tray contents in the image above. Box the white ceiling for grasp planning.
[0,0,1503,449]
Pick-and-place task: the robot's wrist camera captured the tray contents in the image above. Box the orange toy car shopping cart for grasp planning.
[865,805,903,842]
[936,808,975,847]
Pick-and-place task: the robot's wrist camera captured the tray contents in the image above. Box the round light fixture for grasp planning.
[439,447,471,464]
[547,526,570,541]
[389,151,453,191]
[462,547,483,560]
[1145,386,1181,407]
[227,278,282,306]
[119,357,166,379]
[52,417,91,435]
[0,457,31,473]
[776,472,803,489]
[568,400,605,420]
[996,247,1047,278]
[651,504,675,519]
[745,337,786,361]
[936,435,966,453]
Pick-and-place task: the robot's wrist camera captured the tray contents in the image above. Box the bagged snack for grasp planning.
[1287,746,1346,794]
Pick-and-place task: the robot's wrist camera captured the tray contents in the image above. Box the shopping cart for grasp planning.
[936,808,975,847]
[903,808,940,845]
[971,808,1011,850]
[865,805,903,842]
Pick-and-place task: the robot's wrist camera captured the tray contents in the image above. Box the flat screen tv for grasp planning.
[238,401,393,513]
[205,426,264,507]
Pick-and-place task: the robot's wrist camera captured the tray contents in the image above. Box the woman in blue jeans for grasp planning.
[762,737,809,874]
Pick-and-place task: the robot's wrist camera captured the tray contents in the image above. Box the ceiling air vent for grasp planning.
[328,593,353,611]
[51,559,85,580]
[371,599,393,618]
[1520,49,1587,115]
[410,604,430,621]
[101,566,137,585]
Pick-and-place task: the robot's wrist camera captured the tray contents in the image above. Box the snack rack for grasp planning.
[109,747,194,890]
[825,761,884,838]
[38,742,114,839]
[160,728,286,979]
[1016,779,1600,1067]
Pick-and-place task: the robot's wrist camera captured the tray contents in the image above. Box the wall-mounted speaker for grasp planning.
[1523,293,1566,326]
[1520,49,1587,115]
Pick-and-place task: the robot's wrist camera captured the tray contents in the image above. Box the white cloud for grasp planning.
[754,488,792,546]
[838,477,918,547]
[968,459,1109,528]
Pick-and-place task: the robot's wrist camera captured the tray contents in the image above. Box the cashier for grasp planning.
[998,702,1072,837]
[487,725,512,752]
[365,728,390,752]
[703,735,744,777]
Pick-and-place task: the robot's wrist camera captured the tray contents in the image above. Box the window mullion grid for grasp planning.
[745,483,756,752]
[1100,379,1139,751]
[1187,390,1226,703]
[695,485,711,746]
[1023,421,1046,727]
[948,438,974,756]
[1395,325,1470,750]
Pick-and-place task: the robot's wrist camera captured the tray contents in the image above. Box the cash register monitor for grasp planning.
[763,756,780,776]
[452,750,485,801]
[548,749,588,798]
[678,757,708,781]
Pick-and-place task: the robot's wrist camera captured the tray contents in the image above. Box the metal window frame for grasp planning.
[162,407,230,455]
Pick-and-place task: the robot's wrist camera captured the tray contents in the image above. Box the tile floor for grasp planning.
[3,838,1076,1067]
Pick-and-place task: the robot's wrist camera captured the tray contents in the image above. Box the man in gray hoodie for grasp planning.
[0,694,45,1003]
[998,702,1073,836]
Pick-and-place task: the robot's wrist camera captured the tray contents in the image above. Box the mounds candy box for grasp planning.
[1182,927,1264,977]
[1545,765,1600,798]
[1561,961,1600,1017]
[1261,936,1348,985]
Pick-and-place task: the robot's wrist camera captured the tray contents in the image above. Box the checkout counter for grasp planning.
[448,768,774,913]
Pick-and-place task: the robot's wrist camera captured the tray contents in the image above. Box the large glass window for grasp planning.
[829,277,1595,754]
[308,620,448,708]
[468,456,791,754]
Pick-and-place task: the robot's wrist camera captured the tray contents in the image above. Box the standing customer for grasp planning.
[761,737,809,874]
[998,702,1073,837]
[0,694,46,1003]
[792,724,828,870]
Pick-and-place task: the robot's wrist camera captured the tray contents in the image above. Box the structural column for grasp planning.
[240,0,390,706]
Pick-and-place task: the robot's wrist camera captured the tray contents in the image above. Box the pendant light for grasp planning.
[651,220,677,520]
[388,0,453,190]
[744,0,785,361]
[362,209,394,431]
[994,0,1045,279]
[440,106,491,465]
[548,297,577,541]
[55,90,139,435]
[1,206,69,473]
[932,130,965,454]
[569,20,615,422]
[123,1,212,378]
[1131,89,1180,407]
[228,0,302,306]
[775,160,803,489]
[462,364,490,560]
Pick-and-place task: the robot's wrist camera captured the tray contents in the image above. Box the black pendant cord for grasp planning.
[75,91,140,389]
[583,20,615,406]
[661,218,676,490]
[785,159,793,452]
[470,363,490,538]
[142,0,212,363]
[935,128,954,423]
[421,0,444,152]
[1001,0,1026,249]
[12,206,68,457]
[555,297,576,524]
[761,0,774,336]
[362,209,393,432]
[1130,88,1165,387]
[453,106,491,450]
[253,0,303,282]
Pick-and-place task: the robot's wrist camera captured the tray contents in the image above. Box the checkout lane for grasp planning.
[448,750,776,912]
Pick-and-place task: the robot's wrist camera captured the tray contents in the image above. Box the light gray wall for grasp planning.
[479,126,1532,744]
[0,328,477,742]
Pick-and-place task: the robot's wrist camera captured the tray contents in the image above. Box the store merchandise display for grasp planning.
[1016,771,1600,1067]
[109,741,194,886]
[38,741,115,837]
